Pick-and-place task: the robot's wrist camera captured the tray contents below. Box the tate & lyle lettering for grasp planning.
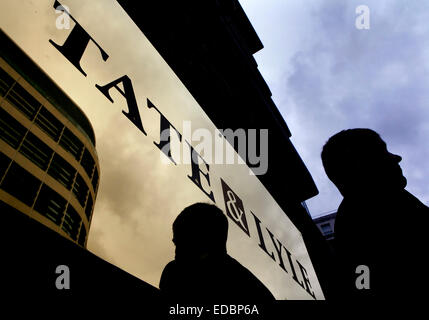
[49,0,316,299]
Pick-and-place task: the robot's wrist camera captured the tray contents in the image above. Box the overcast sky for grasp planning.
[239,0,429,217]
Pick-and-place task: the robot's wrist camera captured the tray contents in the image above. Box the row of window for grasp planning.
[0,67,14,100]
[0,152,86,246]
[0,107,94,217]
[0,66,98,192]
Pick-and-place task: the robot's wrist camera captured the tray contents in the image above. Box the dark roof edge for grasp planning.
[233,0,264,54]
[313,212,337,223]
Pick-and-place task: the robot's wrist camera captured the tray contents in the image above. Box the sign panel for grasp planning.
[0,0,324,299]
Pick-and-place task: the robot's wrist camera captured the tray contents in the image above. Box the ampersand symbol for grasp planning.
[226,190,244,223]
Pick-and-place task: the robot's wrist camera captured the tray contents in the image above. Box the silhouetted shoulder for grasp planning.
[219,255,275,301]
[159,260,179,298]
[159,255,275,301]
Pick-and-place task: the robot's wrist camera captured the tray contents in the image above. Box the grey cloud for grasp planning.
[87,227,117,264]
[244,0,429,214]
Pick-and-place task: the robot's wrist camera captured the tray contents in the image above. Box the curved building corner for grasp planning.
[0,30,99,248]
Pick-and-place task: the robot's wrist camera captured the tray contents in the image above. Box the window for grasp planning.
[62,205,81,241]
[72,173,88,208]
[78,225,87,247]
[0,151,11,179]
[85,195,93,220]
[34,107,64,141]
[80,148,95,179]
[59,127,83,161]
[0,107,27,149]
[34,184,66,226]
[0,200,23,216]
[5,82,40,120]
[320,223,333,235]
[0,67,14,97]
[92,168,99,193]
[1,162,41,207]
[47,154,76,190]
[19,132,53,171]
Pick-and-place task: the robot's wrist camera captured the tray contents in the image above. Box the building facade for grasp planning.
[313,211,337,244]
[0,31,99,247]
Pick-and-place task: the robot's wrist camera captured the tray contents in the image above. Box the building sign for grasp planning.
[0,0,324,299]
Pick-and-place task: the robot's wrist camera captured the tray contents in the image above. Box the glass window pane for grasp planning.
[321,223,333,234]
[62,205,81,241]
[5,82,40,120]
[59,127,83,161]
[0,107,27,149]
[0,151,11,179]
[72,173,88,208]
[91,168,99,193]
[81,148,95,179]
[0,67,15,97]
[1,162,41,207]
[0,199,23,215]
[78,225,87,247]
[34,107,63,141]
[85,195,93,220]
[34,184,66,226]
[47,154,76,190]
[19,132,53,171]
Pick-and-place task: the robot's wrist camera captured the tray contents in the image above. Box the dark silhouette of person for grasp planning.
[321,128,429,299]
[159,202,275,301]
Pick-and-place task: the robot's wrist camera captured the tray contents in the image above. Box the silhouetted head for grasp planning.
[321,128,407,196]
[173,203,228,262]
